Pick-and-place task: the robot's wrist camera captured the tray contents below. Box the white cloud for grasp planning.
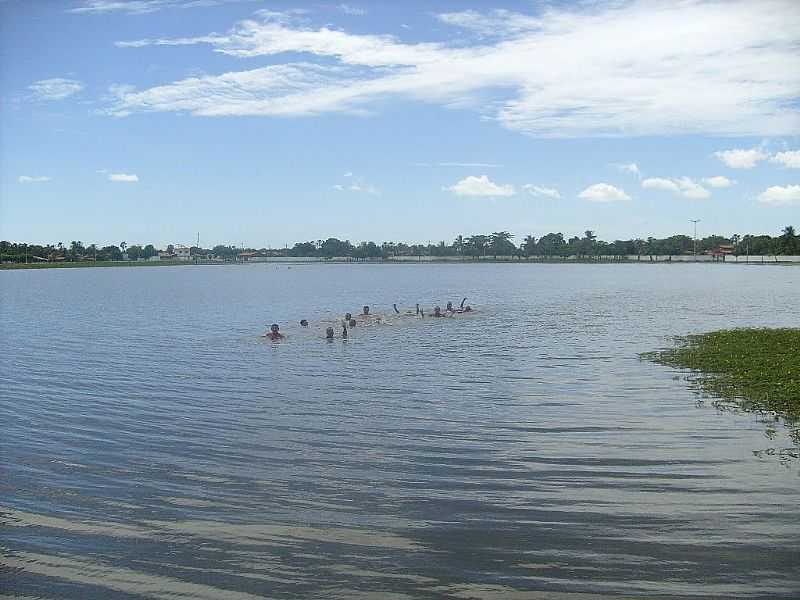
[578,183,630,202]
[674,177,710,199]
[338,4,365,16]
[523,184,560,199]
[109,173,139,182]
[18,175,52,183]
[642,177,679,192]
[29,78,83,100]
[446,175,514,197]
[69,0,247,14]
[343,171,353,177]
[757,184,800,206]
[771,150,800,168]
[642,176,710,198]
[333,181,378,194]
[703,175,735,188]
[617,163,640,176]
[714,147,769,169]
[436,9,542,37]
[110,2,800,137]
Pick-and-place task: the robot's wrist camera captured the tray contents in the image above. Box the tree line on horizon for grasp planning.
[1,226,797,263]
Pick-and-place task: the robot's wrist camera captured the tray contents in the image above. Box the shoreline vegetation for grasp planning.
[2,226,798,267]
[3,255,800,270]
[644,329,800,428]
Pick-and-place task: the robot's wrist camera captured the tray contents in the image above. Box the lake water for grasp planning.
[1,263,799,600]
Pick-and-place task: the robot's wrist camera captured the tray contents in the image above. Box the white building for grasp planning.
[174,245,191,261]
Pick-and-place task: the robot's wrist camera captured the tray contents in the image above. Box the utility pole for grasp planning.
[690,219,701,261]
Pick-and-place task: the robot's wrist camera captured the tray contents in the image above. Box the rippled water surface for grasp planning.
[1,263,799,599]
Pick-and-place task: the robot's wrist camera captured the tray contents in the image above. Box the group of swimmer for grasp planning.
[263,298,472,340]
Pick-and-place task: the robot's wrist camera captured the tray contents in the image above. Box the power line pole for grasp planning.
[690,219,701,261]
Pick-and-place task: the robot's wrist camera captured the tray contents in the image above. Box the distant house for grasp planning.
[159,251,176,261]
[174,245,191,261]
[238,251,261,262]
[707,244,735,257]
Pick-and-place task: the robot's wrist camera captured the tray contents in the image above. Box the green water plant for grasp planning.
[643,328,800,423]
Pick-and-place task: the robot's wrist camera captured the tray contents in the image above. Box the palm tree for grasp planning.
[782,225,797,254]
[490,231,513,258]
[467,235,490,258]
[453,235,464,255]
[523,235,536,258]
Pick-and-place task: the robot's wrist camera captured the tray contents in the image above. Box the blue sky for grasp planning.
[1,0,799,249]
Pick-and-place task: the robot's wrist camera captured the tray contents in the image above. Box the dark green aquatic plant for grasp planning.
[643,328,800,423]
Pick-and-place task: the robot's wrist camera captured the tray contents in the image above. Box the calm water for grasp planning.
[1,263,799,600]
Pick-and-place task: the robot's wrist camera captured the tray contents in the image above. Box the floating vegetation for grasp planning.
[643,328,800,445]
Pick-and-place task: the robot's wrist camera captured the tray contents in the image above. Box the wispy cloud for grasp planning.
[109,173,139,182]
[337,4,366,16]
[333,182,378,194]
[29,78,83,100]
[771,150,800,168]
[110,1,800,137]
[757,184,800,206]
[703,176,735,188]
[523,184,560,199]
[446,175,514,197]
[617,163,640,176]
[69,0,250,14]
[715,146,769,169]
[18,175,52,183]
[578,183,630,202]
[642,176,710,199]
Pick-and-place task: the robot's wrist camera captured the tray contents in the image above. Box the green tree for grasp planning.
[781,225,798,254]
[490,231,515,257]
[453,235,464,255]
[537,233,565,257]
[522,235,536,257]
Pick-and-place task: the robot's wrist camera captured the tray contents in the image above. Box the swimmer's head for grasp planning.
[345,312,352,321]
[326,327,334,338]
[270,324,280,333]
[362,305,370,315]
[349,319,356,327]
[300,319,308,327]
[464,305,472,312]
[446,301,453,310]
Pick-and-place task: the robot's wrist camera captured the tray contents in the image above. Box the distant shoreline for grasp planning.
[3,256,799,270]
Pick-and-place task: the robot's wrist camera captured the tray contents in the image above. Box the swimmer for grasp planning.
[362,305,370,316]
[464,305,472,312]
[326,327,335,339]
[433,306,443,318]
[342,324,348,339]
[416,303,420,315]
[446,301,454,313]
[264,324,284,340]
[349,319,357,327]
[300,319,309,327]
